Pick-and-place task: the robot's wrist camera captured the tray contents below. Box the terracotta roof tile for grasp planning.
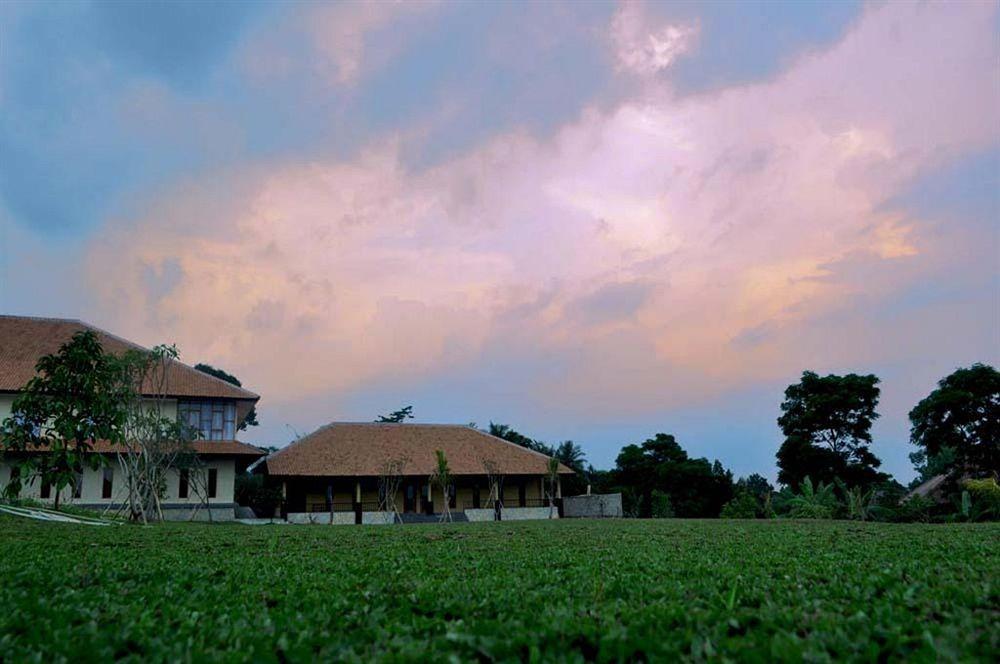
[265,422,575,477]
[0,315,258,401]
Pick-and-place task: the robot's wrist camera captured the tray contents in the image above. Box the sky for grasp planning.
[1,0,997,483]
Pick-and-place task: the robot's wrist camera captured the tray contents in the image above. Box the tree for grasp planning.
[776,371,887,490]
[784,476,840,519]
[113,344,196,523]
[545,457,560,518]
[194,363,258,430]
[909,364,999,478]
[720,491,759,519]
[377,455,409,523]
[1,331,124,509]
[431,449,452,522]
[610,433,734,517]
[377,406,414,423]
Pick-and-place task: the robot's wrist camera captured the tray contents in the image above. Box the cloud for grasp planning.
[610,0,698,75]
[86,0,998,427]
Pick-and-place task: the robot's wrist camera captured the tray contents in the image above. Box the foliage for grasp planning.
[234,474,283,518]
[111,345,195,523]
[1,517,997,661]
[834,480,877,521]
[487,423,589,495]
[650,489,674,518]
[909,363,999,477]
[720,491,759,518]
[784,476,840,519]
[376,406,414,423]
[194,363,258,430]
[959,477,1000,521]
[0,331,124,507]
[610,433,734,517]
[776,371,888,490]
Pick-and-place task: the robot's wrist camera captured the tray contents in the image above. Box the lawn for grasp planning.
[1,517,997,662]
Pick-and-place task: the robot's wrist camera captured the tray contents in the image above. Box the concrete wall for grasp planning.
[465,506,557,521]
[501,506,557,521]
[0,395,178,422]
[562,493,623,518]
[287,511,356,525]
[285,511,396,525]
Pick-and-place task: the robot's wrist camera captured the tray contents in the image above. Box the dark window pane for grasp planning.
[102,467,114,499]
[208,469,218,498]
[179,469,189,499]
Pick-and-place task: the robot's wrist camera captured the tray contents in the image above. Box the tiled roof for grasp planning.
[265,422,575,477]
[0,315,258,401]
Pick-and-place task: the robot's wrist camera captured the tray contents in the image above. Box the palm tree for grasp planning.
[787,476,839,519]
[554,441,586,471]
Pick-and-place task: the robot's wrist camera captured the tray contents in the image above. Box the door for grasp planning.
[404,484,416,513]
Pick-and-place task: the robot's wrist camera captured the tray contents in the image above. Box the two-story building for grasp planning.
[0,315,264,520]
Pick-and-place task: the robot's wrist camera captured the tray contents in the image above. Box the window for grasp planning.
[40,479,51,500]
[472,485,481,509]
[207,469,218,499]
[73,472,83,499]
[177,401,237,440]
[8,465,20,497]
[102,467,114,499]
[179,469,190,499]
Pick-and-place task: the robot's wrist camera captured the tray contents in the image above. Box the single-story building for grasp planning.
[261,422,575,522]
[0,315,265,520]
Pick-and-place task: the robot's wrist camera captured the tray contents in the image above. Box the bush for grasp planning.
[650,490,674,518]
[959,477,1000,521]
[720,491,759,518]
[784,477,840,519]
[234,474,283,518]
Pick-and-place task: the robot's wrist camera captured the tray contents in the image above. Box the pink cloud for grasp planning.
[88,1,999,417]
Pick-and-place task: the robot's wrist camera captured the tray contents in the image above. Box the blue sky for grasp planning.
[1,0,997,482]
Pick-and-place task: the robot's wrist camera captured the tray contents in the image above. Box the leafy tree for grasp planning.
[1,331,125,509]
[377,405,414,423]
[776,371,888,490]
[908,363,999,478]
[650,490,674,518]
[720,491,759,518]
[488,422,548,453]
[194,363,258,430]
[610,433,734,517]
[234,474,283,518]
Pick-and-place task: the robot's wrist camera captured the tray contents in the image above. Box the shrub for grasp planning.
[785,476,840,519]
[720,491,759,518]
[234,474,283,518]
[650,490,674,518]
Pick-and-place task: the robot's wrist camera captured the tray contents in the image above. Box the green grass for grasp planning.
[1,517,997,662]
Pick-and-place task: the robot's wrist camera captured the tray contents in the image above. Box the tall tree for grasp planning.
[776,371,887,490]
[1,331,125,508]
[909,363,999,479]
[611,433,734,517]
[194,363,258,430]
[376,405,414,423]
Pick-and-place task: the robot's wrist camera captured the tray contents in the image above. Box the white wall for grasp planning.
[0,458,236,507]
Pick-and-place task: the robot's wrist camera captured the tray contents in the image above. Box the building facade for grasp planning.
[261,422,575,523]
[0,315,264,520]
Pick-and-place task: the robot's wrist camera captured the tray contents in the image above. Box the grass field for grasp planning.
[1,516,997,662]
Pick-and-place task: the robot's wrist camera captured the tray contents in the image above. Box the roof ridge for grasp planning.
[75,319,260,400]
[0,314,260,400]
